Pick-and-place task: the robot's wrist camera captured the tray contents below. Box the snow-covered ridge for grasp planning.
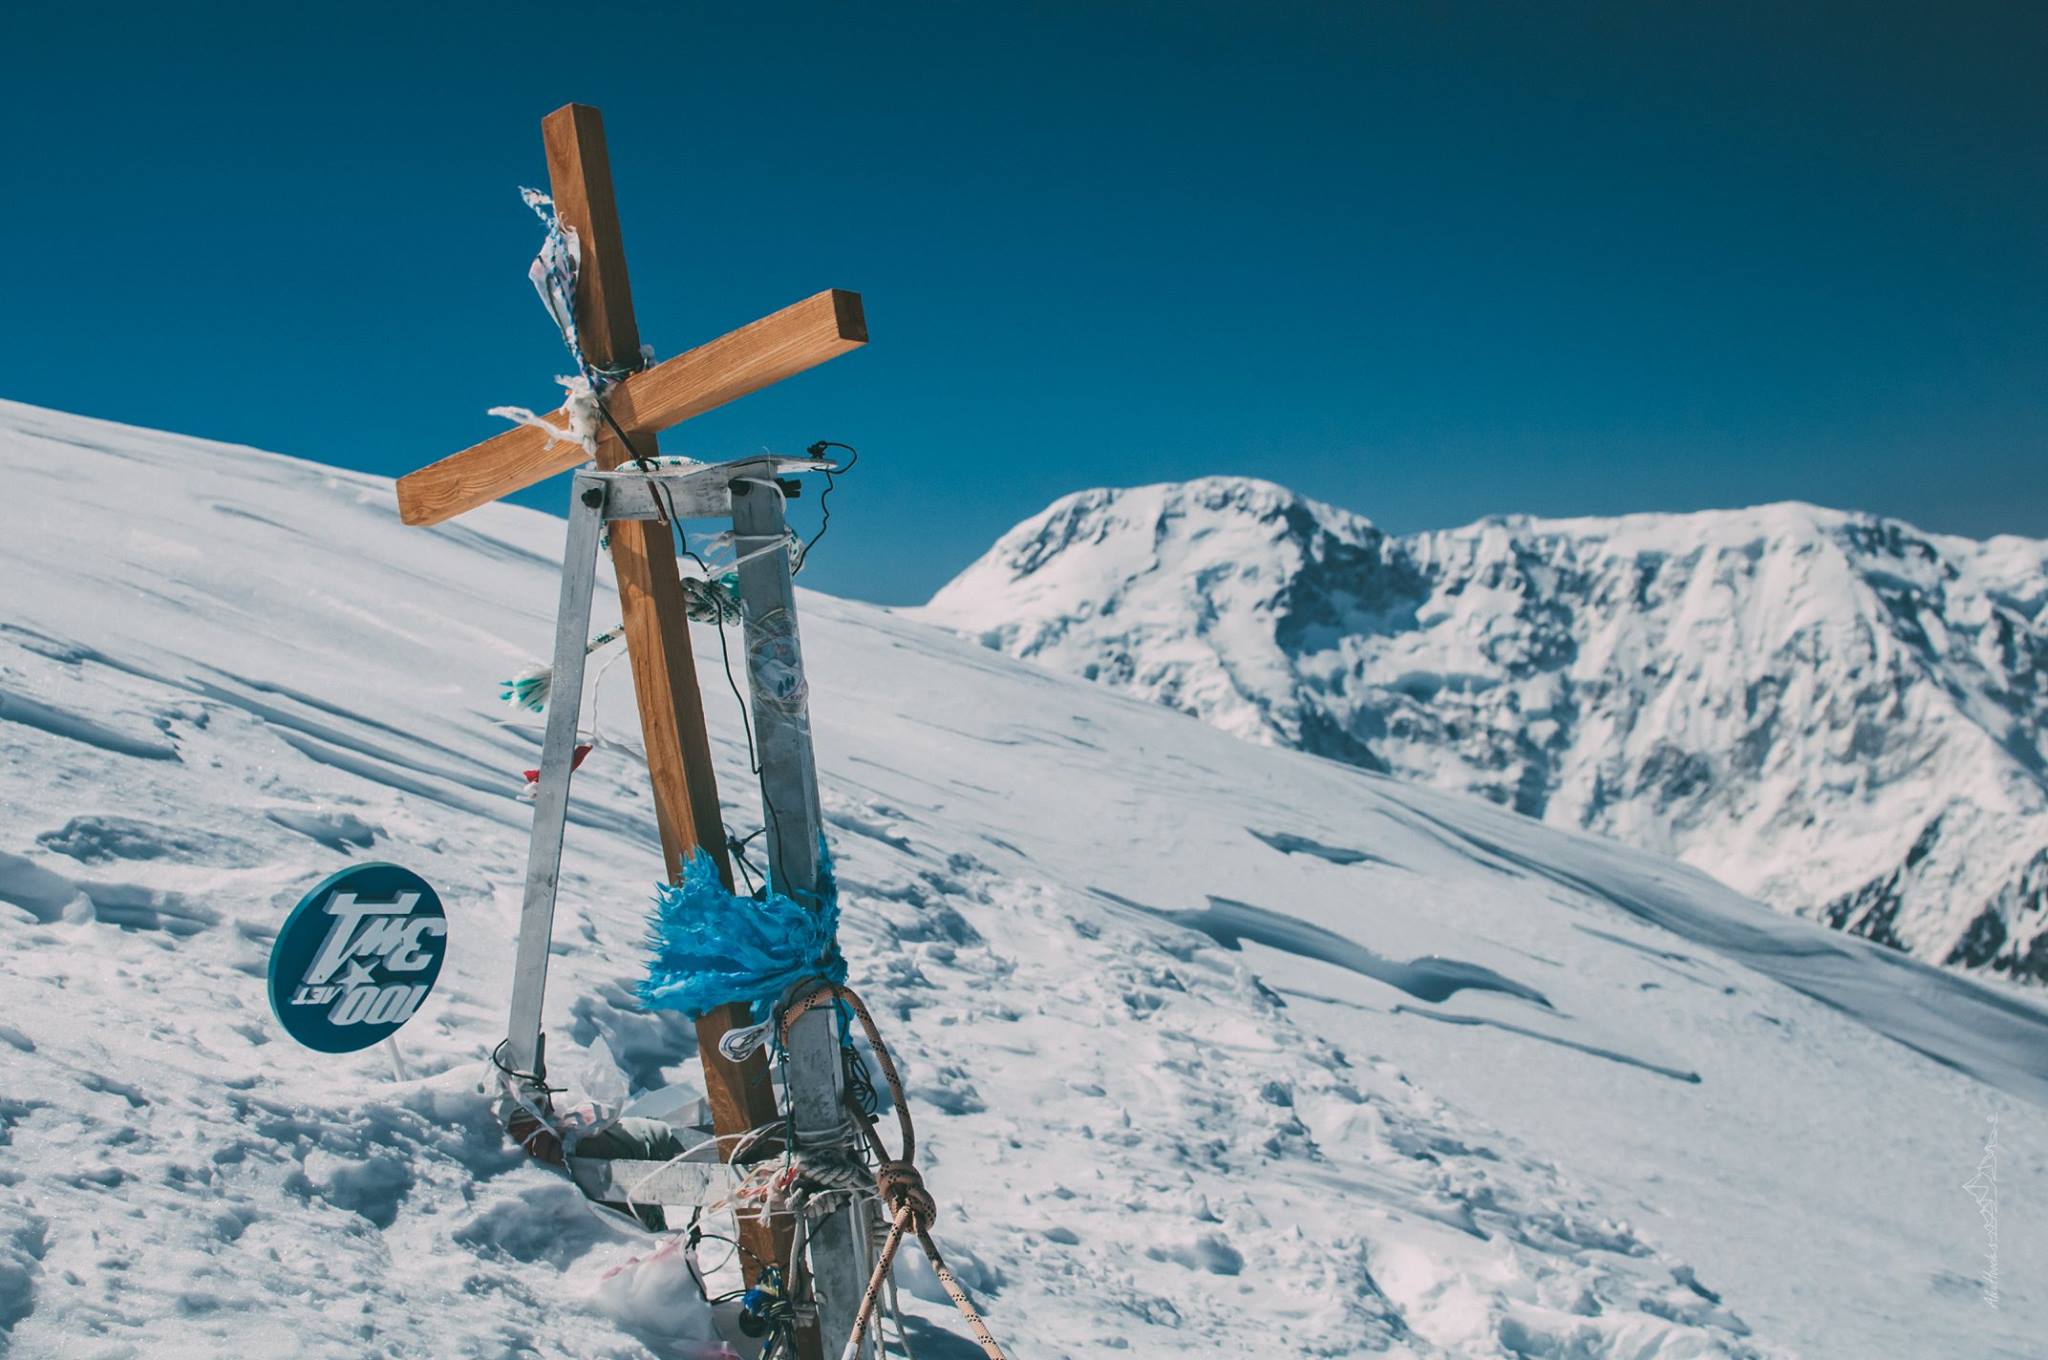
[921,476,2048,984]
[1,402,2044,1357]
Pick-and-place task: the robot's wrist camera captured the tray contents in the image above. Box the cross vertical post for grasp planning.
[540,104,725,886]
[535,102,791,1295]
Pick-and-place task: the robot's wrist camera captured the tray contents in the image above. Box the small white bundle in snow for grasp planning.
[589,1236,729,1355]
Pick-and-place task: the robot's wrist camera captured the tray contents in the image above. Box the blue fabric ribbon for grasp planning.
[638,843,845,1020]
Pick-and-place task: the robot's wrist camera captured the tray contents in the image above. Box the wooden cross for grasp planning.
[395,103,865,1291]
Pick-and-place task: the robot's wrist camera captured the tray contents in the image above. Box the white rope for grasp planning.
[886,1258,918,1360]
[485,403,574,447]
[734,475,790,503]
[582,641,633,752]
[718,1015,777,1063]
[487,375,601,455]
[619,1131,733,1224]
[730,530,800,572]
[793,1153,872,1193]
[619,1118,784,1226]
[672,525,797,584]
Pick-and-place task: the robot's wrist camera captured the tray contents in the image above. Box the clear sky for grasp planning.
[5,3,2043,603]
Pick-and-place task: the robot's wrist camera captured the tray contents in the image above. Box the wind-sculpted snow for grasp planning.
[1095,889,1554,1008]
[1388,1006,1702,1085]
[0,684,179,761]
[922,477,2048,986]
[0,400,2043,1358]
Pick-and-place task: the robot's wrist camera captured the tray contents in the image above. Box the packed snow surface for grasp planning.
[0,402,2043,1358]
[921,477,2048,986]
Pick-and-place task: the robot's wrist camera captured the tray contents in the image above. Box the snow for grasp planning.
[0,401,2043,1357]
[919,477,2048,987]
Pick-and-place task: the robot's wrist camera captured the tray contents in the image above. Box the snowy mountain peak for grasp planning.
[985,475,1382,582]
[923,480,2048,984]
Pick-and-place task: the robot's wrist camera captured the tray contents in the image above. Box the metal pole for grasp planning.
[505,475,606,1080]
[729,470,871,1358]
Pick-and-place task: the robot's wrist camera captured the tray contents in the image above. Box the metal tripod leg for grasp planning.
[505,475,606,1081]
[730,474,872,1359]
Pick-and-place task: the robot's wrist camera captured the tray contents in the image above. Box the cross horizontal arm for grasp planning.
[396,288,866,527]
[607,288,867,434]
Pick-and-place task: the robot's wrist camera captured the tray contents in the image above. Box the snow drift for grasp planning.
[0,402,2042,1358]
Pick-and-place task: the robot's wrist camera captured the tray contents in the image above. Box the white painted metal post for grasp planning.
[730,472,872,1359]
[505,474,606,1080]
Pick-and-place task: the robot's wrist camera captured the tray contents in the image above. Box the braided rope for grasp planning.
[779,982,1010,1360]
[794,1152,873,1194]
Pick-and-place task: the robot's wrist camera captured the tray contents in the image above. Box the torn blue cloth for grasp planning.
[637,844,844,1020]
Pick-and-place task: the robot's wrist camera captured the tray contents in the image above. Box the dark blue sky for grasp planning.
[6,3,2042,603]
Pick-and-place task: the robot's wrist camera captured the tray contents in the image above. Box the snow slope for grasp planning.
[0,402,2043,1359]
[920,478,2048,986]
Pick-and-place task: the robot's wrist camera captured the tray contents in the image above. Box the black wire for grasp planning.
[489,1038,564,1095]
[777,1044,801,1188]
[656,478,762,777]
[693,1227,772,1274]
[727,825,767,895]
[842,1040,879,1118]
[616,435,846,897]
[794,441,857,574]
[679,1212,716,1303]
[653,474,798,895]
[593,388,660,475]
[728,838,759,895]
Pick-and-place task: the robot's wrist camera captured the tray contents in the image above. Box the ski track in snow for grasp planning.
[0,400,2043,1358]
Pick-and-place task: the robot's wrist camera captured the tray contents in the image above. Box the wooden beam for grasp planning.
[395,418,577,529]
[535,103,792,1294]
[542,103,642,367]
[394,288,866,527]
[538,103,722,877]
[607,288,867,432]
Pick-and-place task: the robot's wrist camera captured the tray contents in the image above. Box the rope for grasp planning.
[619,1120,782,1228]
[778,982,1010,1360]
[500,565,738,716]
[791,1151,871,1194]
[500,623,626,713]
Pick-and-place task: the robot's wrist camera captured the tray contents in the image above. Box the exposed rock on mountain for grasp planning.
[923,477,2048,983]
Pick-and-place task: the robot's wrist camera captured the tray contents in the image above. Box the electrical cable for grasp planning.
[794,441,857,574]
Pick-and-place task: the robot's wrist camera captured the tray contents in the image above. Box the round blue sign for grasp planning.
[267,863,448,1053]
